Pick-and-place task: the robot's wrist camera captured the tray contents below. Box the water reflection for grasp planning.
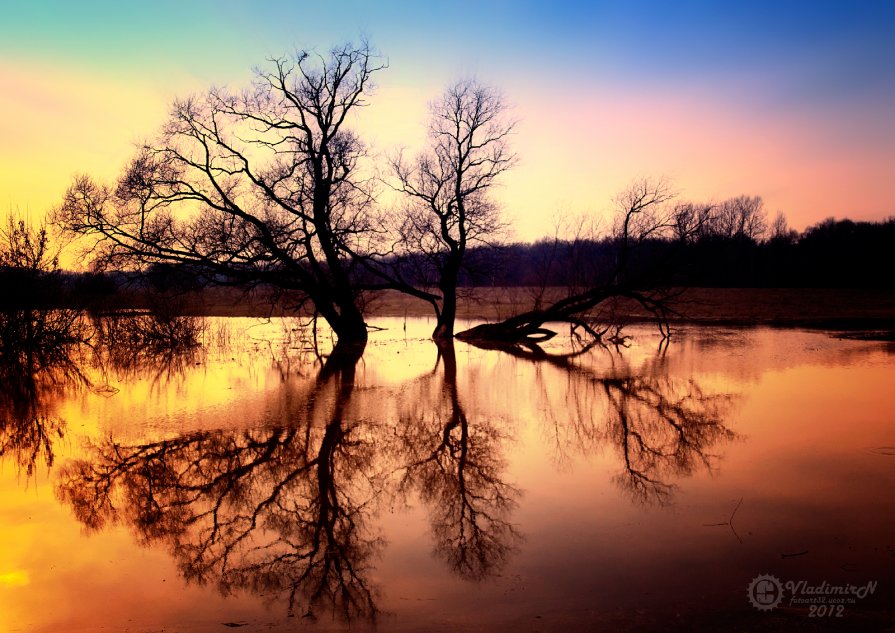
[38,319,743,626]
[57,342,385,621]
[0,308,208,478]
[394,340,522,581]
[0,309,86,477]
[474,338,735,503]
[600,374,734,503]
[90,311,204,381]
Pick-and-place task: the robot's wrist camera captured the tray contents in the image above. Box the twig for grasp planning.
[703,496,744,544]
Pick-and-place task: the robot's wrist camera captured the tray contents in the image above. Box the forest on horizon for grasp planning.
[2,211,892,314]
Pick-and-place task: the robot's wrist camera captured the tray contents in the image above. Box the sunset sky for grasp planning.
[1,1,893,259]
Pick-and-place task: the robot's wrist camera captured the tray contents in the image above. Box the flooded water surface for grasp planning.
[2,315,895,631]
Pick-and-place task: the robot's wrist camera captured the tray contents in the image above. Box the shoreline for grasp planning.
[165,287,895,335]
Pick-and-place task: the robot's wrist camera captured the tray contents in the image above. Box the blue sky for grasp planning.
[2,1,894,241]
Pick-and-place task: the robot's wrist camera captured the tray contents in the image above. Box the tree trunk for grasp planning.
[313,292,368,348]
[331,304,369,346]
[433,292,457,340]
[455,286,673,345]
[433,265,459,341]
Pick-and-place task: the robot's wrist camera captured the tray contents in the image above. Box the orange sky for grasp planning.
[2,2,893,267]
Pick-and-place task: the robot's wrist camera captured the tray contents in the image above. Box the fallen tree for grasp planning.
[456,180,703,345]
[455,286,678,344]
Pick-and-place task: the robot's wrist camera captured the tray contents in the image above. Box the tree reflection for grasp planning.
[467,338,734,504]
[57,343,383,622]
[394,340,521,580]
[599,374,734,503]
[0,306,206,478]
[51,318,735,623]
[0,309,87,477]
[90,310,204,383]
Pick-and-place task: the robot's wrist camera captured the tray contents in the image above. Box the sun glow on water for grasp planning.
[0,570,30,587]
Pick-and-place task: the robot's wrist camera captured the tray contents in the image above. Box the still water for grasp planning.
[1,315,894,631]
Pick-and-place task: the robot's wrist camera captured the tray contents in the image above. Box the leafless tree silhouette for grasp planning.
[709,195,768,241]
[457,179,692,345]
[391,80,516,340]
[0,216,59,273]
[56,42,388,346]
[0,216,81,473]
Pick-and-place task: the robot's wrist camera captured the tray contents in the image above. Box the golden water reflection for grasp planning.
[58,345,381,621]
[2,316,895,630]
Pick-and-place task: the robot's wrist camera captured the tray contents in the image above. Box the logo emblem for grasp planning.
[747,574,783,611]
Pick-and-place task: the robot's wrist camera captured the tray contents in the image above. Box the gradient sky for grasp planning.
[2,0,894,254]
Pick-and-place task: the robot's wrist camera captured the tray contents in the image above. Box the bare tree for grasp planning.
[55,42,385,346]
[391,79,516,339]
[456,179,687,345]
[671,201,715,243]
[709,195,768,241]
[769,210,797,243]
[0,216,59,273]
[0,215,66,309]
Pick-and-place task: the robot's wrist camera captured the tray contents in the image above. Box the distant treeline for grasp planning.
[0,268,117,311]
[394,216,895,290]
[0,216,892,312]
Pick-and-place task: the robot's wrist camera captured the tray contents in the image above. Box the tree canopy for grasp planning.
[57,41,386,344]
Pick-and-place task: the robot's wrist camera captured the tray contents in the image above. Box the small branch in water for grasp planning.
[703,497,744,544]
[781,550,809,559]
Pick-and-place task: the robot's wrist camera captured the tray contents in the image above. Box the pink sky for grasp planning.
[2,2,893,259]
